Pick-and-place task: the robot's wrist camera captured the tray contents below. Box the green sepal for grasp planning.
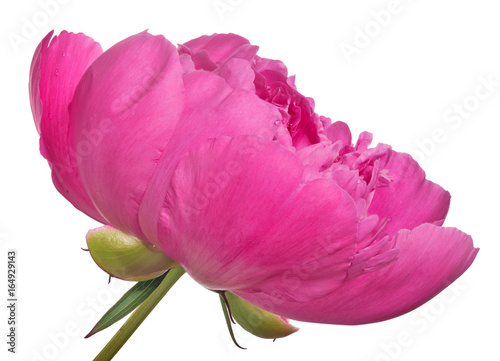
[86,226,178,281]
[225,292,299,339]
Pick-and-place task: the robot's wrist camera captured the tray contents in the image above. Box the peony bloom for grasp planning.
[30,30,478,326]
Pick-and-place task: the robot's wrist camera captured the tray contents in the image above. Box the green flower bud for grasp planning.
[86,226,178,281]
[224,292,299,339]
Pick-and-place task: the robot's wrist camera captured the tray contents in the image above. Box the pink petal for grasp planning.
[183,33,250,64]
[230,43,259,62]
[368,150,451,236]
[156,135,358,301]
[29,31,105,223]
[70,31,185,239]
[326,121,352,147]
[289,101,322,149]
[138,71,282,242]
[29,31,51,133]
[213,58,256,92]
[254,58,289,81]
[297,141,341,173]
[181,48,217,71]
[236,223,478,324]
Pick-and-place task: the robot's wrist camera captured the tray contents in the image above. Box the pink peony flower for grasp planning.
[29,30,478,326]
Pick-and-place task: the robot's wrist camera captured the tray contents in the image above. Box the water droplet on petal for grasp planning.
[274,120,281,125]
[54,69,59,76]
[48,112,53,119]
[62,51,67,57]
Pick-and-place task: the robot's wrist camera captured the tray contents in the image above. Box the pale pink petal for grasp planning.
[236,224,478,324]
[368,150,451,236]
[29,31,51,133]
[297,141,341,172]
[156,136,358,301]
[346,235,399,280]
[29,31,105,223]
[177,49,196,73]
[183,48,217,71]
[183,33,250,64]
[355,131,373,152]
[254,58,288,83]
[230,44,259,62]
[70,31,185,239]
[326,121,352,147]
[213,58,256,92]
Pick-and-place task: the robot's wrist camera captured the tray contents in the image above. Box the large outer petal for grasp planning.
[138,71,282,243]
[29,31,105,223]
[368,150,451,236]
[156,136,359,301]
[71,31,185,239]
[236,224,478,324]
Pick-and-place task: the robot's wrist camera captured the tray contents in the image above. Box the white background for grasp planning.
[1,0,498,360]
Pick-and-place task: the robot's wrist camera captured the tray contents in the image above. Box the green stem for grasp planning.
[93,267,186,361]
